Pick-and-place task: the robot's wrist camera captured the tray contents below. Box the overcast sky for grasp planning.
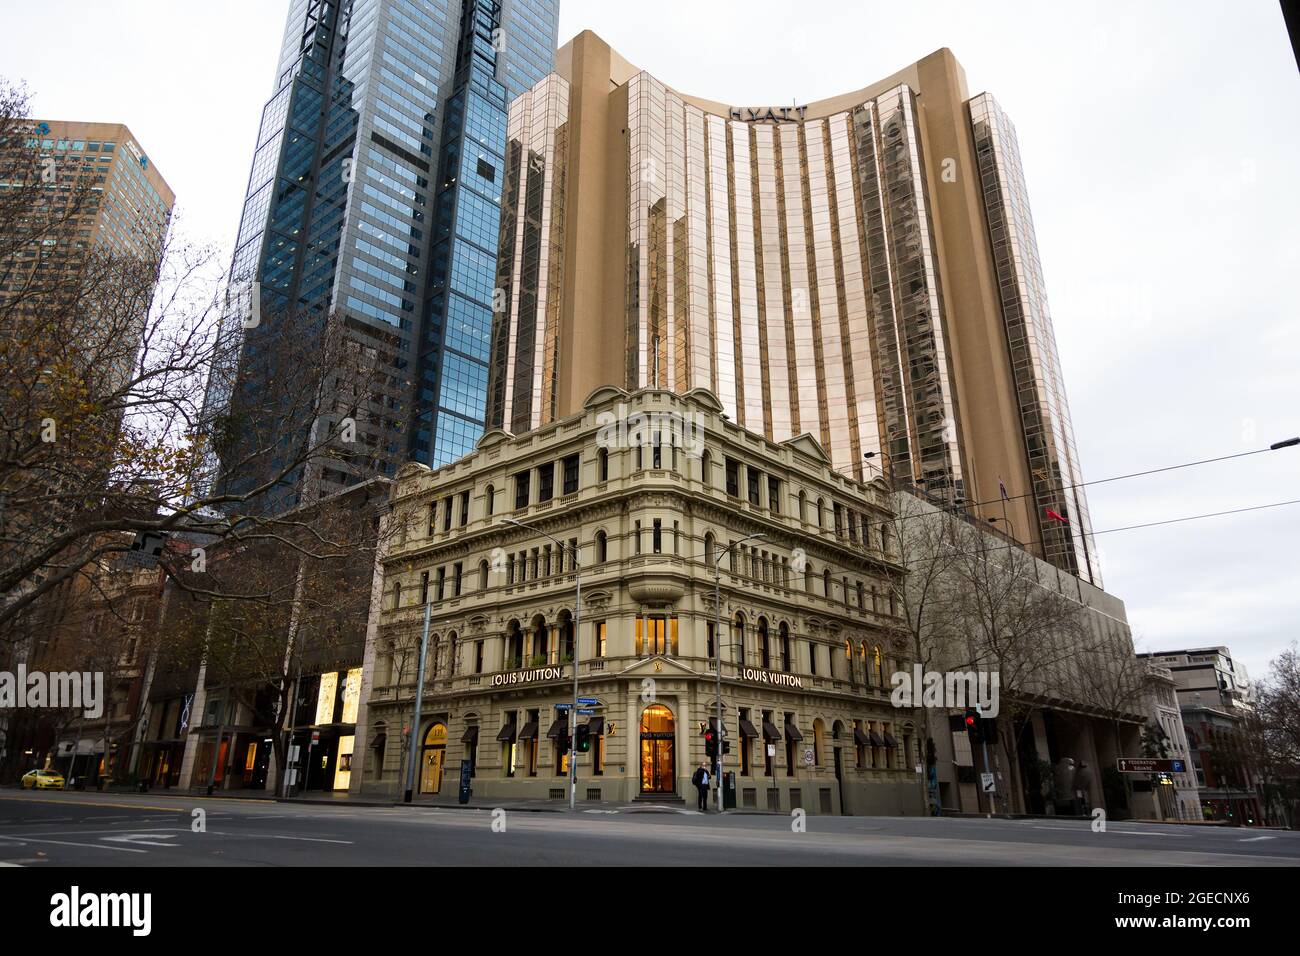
[2,1,1296,679]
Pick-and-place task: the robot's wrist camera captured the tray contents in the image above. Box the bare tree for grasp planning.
[945,516,1096,812]
[0,81,387,644]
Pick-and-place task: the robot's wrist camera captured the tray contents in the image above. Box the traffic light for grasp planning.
[556,728,570,755]
[576,725,591,753]
[704,728,718,759]
[980,716,998,745]
[963,708,982,745]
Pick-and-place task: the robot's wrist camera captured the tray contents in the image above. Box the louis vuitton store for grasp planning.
[351,387,925,815]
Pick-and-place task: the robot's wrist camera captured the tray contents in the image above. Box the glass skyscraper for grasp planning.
[207,0,559,505]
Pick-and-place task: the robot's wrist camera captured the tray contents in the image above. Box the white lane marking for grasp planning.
[252,834,354,845]
[103,833,179,847]
[0,862,23,867]
[0,834,145,854]
[1030,826,1177,836]
[1240,835,1273,842]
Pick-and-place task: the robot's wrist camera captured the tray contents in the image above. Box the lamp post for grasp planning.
[712,532,765,814]
[504,517,581,811]
[403,600,432,803]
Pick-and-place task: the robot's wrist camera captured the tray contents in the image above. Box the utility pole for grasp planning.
[504,517,581,810]
[714,532,764,814]
[403,601,432,803]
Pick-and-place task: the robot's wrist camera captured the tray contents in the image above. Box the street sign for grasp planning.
[577,697,598,705]
[1117,757,1186,774]
[577,708,595,715]
[554,703,571,710]
[310,731,320,745]
[980,772,996,793]
[766,744,776,757]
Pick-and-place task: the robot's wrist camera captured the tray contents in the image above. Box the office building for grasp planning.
[205,0,559,506]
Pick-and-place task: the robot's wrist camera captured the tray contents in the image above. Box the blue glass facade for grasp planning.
[412,0,558,468]
[208,0,557,504]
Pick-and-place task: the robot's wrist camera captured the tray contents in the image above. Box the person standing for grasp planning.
[691,761,711,812]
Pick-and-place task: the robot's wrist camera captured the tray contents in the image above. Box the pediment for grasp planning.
[618,656,701,680]
[782,432,831,464]
[475,428,513,450]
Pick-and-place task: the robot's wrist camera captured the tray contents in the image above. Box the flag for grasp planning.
[1045,507,1068,525]
[998,478,1009,502]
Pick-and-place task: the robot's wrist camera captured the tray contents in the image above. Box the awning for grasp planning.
[883,732,898,748]
[497,723,518,743]
[784,721,804,742]
[739,719,760,740]
[586,716,605,736]
[869,730,885,748]
[853,727,870,746]
[518,720,538,740]
[369,732,387,750]
[761,720,782,742]
[461,726,479,745]
[546,718,568,739]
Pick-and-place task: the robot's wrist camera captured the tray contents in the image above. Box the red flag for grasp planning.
[1045,507,1068,524]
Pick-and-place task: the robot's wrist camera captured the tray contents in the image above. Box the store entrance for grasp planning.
[639,704,676,794]
[420,723,447,795]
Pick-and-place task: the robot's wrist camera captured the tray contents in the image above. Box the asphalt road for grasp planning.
[0,790,1296,866]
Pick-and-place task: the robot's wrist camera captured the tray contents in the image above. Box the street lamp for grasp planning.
[504,517,581,811]
[712,531,765,814]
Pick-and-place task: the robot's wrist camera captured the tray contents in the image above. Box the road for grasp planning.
[0,790,1296,866]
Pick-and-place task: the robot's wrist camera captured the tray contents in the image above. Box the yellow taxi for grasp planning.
[20,769,66,790]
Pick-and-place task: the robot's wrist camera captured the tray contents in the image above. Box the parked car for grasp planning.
[20,769,66,790]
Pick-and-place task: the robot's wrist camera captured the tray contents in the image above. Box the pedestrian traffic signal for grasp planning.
[704,729,718,759]
[963,709,982,744]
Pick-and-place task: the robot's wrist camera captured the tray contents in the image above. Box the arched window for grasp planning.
[758,618,770,668]
[447,631,459,675]
[557,611,574,663]
[734,613,746,664]
[778,622,791,672]
[596,530,608,564]
[701,449,712,488]
[873,645,884,686]
[505,620,523,669]
[822,569,832,599]
[798,491,807,524]
[704,531,715,567]
[530,615,549,666]
[817,498,825,528]
[805,562,814,593]
[598,447,609,482]
[392,580,402,609]
[860,642,869,684]
[485,484,495,517]
[479,559,490,591]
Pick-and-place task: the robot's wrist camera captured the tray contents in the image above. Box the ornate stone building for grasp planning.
[352,386,922,814]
